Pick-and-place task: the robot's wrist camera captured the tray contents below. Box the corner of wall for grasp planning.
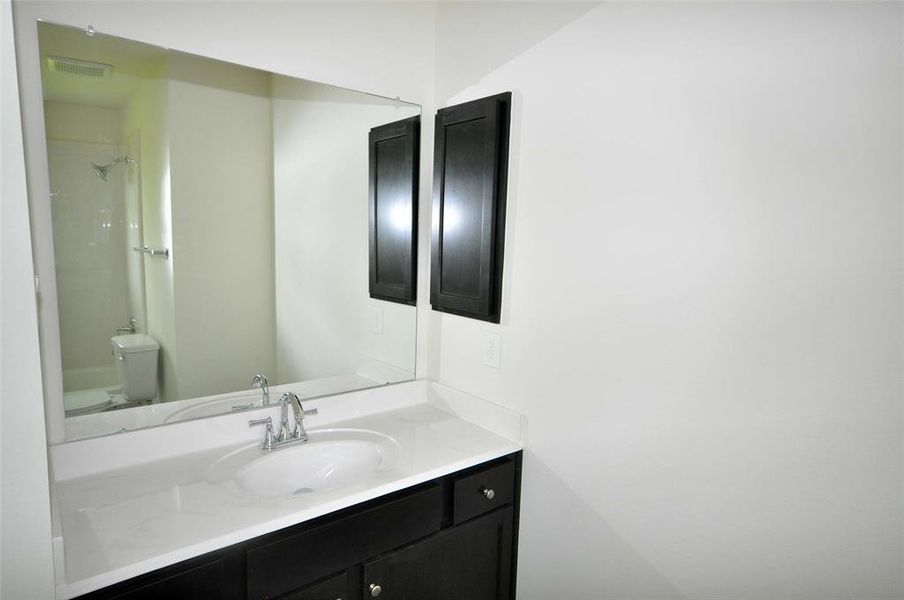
[1,0,56,595]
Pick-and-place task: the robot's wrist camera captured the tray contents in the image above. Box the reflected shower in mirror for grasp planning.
[37,22,420,439]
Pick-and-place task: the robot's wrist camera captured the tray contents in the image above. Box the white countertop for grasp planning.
[52,382,523,599]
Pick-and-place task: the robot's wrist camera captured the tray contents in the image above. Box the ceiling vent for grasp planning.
[46,56,113,78]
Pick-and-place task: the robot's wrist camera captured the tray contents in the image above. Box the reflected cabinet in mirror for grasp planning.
[36,22,420,440]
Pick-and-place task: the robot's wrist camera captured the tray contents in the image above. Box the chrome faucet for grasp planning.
[283,392,318,442]
[249,392,318,450]
[276,392,293,442]
[248,416,275,451]
[250,373,269,406]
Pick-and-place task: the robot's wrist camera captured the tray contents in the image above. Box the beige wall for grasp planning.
[121,76,178,402]
[168,54,276,399]
[271,76,418,385]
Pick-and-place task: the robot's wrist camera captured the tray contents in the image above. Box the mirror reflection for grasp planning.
[38,22,420,438]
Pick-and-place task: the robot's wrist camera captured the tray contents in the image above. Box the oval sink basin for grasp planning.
[208,429,400,497]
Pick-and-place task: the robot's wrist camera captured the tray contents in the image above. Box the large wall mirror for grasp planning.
[35,22,420,440]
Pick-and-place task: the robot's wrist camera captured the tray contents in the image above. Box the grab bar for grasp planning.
[132,245,170,258]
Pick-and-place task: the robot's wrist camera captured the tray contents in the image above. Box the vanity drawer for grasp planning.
[453,460,516,525]
[247,485,442,599]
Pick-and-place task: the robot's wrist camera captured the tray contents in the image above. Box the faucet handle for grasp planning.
[249,416,274,450]
[302,408,318,417]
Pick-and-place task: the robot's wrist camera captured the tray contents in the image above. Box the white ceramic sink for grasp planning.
[207,429,400,497]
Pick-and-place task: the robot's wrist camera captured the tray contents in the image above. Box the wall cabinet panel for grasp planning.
[369,116,420,305]
[431,93,511,323]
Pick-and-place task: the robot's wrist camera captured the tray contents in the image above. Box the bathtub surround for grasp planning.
[41,101,145,407]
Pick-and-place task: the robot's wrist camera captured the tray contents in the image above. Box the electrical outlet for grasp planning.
[372,305,384,334]
[484,332,501,368]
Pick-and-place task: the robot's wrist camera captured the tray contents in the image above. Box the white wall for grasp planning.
[168,53,276,400]
[1,0,56,596]
[271,77,418,385]
[432,2,903,599]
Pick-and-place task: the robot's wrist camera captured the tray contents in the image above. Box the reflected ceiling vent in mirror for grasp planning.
[46,55,113,78]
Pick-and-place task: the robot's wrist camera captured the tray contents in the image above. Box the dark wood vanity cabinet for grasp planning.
[78,453,521,600]
[363,507,514,600]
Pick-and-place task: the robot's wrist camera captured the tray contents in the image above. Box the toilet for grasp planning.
[111,334,160,403]
[63,388,114,417]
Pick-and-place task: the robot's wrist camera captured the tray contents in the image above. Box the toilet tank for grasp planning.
[111,334,160,402]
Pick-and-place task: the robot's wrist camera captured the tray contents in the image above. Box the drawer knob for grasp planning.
[370,583,382,597]
[482,487,496,500]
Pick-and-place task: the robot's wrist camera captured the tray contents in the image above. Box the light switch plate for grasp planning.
[372,305,384,334]
[484,332,501,368]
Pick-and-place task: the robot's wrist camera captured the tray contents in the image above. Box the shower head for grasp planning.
[91,156,136,182]
[92,163,110,181]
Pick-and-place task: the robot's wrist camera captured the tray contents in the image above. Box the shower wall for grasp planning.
[46,103,128,391]
[45,101,137,392]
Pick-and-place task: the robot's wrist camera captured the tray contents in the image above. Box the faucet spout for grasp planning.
[250,374,269,406]
[280,392,318,442]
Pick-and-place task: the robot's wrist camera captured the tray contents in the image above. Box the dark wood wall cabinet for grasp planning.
[77,452,522,600]
[431,92,511,323]
[369,116,420,305]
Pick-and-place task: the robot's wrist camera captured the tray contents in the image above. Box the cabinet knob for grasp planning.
[482,487,496,500]
[369,583,382,597]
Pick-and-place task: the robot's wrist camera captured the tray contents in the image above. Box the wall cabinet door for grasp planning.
[431,93,511,323]
[369,115,420,305]
[362,507,514,600]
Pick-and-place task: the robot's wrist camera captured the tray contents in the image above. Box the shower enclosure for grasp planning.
[47,133,146,414]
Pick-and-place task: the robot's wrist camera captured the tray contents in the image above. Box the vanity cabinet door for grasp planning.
[362,507,514,600]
